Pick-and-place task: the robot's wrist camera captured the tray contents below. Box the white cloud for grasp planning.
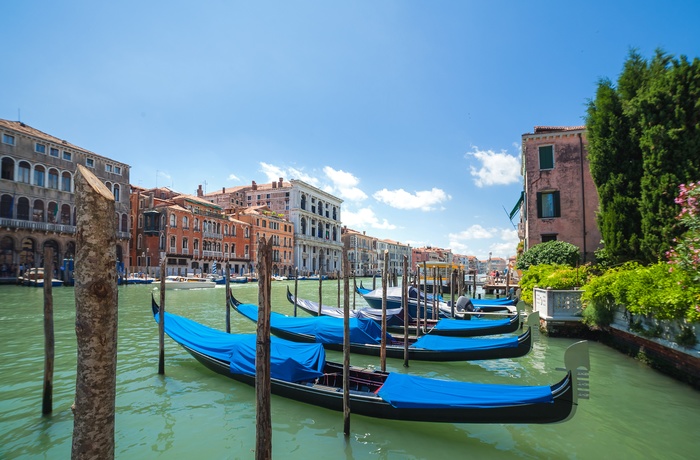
[342,207,396,230]
[228,173,240,181]
[323,166,368,202]
[465,147,521,187]
[448,224,494,240]
[372,188,451,211]
[259,162,320,187]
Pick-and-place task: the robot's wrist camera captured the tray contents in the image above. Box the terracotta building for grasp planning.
[519,126,602,263]
[341,227,378,276]
[0,119,130,282]
[130,187,252,277]
[238,205,295,276]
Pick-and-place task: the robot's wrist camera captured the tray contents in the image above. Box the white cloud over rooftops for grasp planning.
[465,147,521,187]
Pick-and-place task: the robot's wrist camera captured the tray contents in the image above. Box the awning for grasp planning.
[509,192,524,220]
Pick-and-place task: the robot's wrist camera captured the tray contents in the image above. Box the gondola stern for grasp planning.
[561,340,591,422]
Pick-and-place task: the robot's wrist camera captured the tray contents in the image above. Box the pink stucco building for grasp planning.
[519,126,602,263]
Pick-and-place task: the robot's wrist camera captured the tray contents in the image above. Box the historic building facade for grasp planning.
[341,227,378,276]
[0,120,130,282]
[376,238,412,276]
[238,206,295,277]
[519,126,602,263]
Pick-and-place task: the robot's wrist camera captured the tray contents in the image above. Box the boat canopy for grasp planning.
[431,316,513,332]
[236,303,392,345]
[154,310,326,382]
[377,372,554,409]
[412,333,520,352]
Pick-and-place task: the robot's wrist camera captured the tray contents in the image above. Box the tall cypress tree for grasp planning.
[586,49,700,264]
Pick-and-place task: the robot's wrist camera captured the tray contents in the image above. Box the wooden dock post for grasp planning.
[42,247,54,415]
[342,238,351,436]
[402,255,409,368]
[159,258,166,375]
[317,253,323,316]
[225,263,231,333]
[71,164,118,460]
[255,237,273,460]
[380,250,388,372]
[293,268,299,317]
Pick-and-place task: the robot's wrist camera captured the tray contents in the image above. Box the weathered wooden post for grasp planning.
[317,253,323,316]
[71,164,118,460]
[472,269,477,297]
[225,263,231,333]
[293,267,299,317]
[380,250,388,372]
[159,258,166,375]
[337,270,341,309]
[402,255,409,368]
[342,237,351,436]
[422,262,428,333]
[42,247,54,415]
[450,269,456,318]
[255,236,273,460]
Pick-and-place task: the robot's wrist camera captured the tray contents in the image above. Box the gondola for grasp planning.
[356,282,515,315]
[231,294,535,361]
[151,295,590,424]
[287,287,522,337]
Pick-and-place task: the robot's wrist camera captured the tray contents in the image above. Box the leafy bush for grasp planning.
[515,241,580,270]
[518,264,590,304]
[580,261,700,327]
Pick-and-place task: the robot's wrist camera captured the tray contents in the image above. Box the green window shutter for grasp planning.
[539,145,554,169]
[536,192,543,218]
[553,191,561,217]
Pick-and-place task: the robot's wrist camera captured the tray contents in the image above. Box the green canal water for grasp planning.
[1,281,699,459]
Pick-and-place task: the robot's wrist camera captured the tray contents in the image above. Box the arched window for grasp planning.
[182,237,188,252]
[170,236,176,251]
[48,168,59,189]
[182,216,189,229]
[300,217,306,235]
[113,184,120,202]
[33,200,45,222]
[61,171,72,192]
[300,194,306,211]
[1,157,14,180]
[121,214,128,232]
[169,214,176,227]
[137,234,142,250]
[18,161,30,183]
[48,202,58,223]
[61,204,71,225]
[0,194,13,218]
[33,165,46,187]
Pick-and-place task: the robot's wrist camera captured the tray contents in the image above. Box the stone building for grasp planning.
[205,178,343,276]
[238,205,295,277]
[130,187,252,277]
[0,119,130,282]
[341,227,378,276]
[376,238,412,276]
[519,126,602,263]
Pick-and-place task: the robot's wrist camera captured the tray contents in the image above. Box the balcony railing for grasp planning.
[2,218,76,234]
[203,231,223,240]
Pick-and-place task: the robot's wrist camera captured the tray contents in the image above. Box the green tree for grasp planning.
[515,240,580,270]
[586,49,700,263]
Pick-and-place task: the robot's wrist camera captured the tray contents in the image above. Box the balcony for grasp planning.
[1,218,76,234]
[203,231,223,240]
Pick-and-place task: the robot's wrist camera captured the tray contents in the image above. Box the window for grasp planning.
[61,172,71,192]
[541,234,558,243]
[114,166,121,175]
[35,143,46,154]
[34,165,46,187]
[539,145,554,170]
[169,214,176,227]
[62,151,72,161]
[50,147,59,157]
[113,184,120,202]
[48,169,59,189]
[2,134,15,145]
[105,164,112,173]
[86,158,94,168]
[1,157,14,180]
[536,191,560,218]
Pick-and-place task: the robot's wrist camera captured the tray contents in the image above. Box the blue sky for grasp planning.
[3,1,699,260]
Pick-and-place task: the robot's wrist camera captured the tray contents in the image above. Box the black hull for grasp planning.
[287,287,519,337]
[268,326,532,361]
[181,344,575,424]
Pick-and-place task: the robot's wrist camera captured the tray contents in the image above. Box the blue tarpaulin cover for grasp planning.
[432,317,512,332]
[377,373,554,409]
[412,333,520,351]
[236,303,392,345]
[154,310,326,382]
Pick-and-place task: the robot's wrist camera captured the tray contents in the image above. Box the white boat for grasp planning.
[20,268,64,287]
[163,275,216,290]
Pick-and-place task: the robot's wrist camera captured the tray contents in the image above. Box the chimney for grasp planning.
[272,181,277,189]
[197,185,203,197]
[222,187,225,194]
[252,181,257,191]
[278,177,283,188]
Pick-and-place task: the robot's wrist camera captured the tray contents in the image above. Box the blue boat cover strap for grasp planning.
[412,333,520,351]
[377,373,554,408]
[432,317,512,331]
[236,303,393,345]
[154,310,326,382]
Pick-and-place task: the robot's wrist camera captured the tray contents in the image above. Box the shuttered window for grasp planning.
[539,145,554,170]
[536,191,560,218]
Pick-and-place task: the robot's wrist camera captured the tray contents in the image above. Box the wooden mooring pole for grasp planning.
[42,247,54,415]
[225,263,231,333]
[71,164,118,460]
[159,258,166,375]
[402,255,409,368]
[255,237,273,460]
[342,238,351,436]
